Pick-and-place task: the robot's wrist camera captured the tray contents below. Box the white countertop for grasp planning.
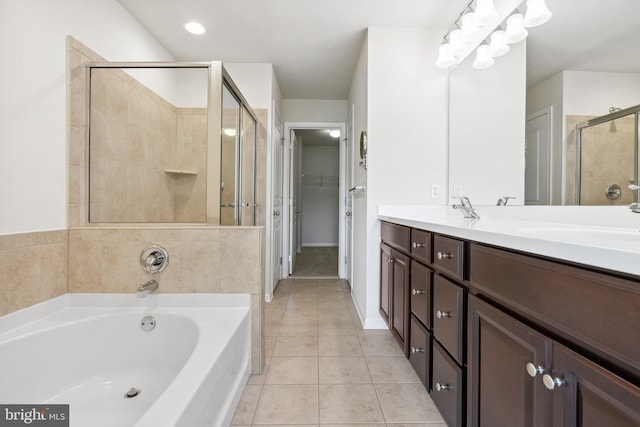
[378,205,640,277]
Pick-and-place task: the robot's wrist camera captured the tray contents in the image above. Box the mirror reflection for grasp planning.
[525,0,640,205]
[88,66,209,222]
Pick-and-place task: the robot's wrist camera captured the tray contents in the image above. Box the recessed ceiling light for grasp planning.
[185,21,206,35]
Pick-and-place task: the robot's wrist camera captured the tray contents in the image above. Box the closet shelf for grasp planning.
[164,169,198,176]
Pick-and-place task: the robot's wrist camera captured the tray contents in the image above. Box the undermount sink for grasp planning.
[516,226,640,242]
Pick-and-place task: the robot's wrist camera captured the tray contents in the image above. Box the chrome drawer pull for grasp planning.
[542,374,565,390]
[526,362,545,378]
[412,242,425,249]
[436,310,451,319]
[437,251,452,260]
[411,346,424,353]
[412,289,425,296]
[435,382,450,392]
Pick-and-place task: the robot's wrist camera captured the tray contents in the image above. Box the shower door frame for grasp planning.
[575,104,640,205]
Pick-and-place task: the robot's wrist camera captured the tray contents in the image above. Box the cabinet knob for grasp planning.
[437,251,452,260]
[435,382,450,392]
[387,257,394,264]
[542,374,565,390]
[436,310,451,319]
[412,289,425,296]
[411,346,424,353]
[412,242,425,249]
[526,362,545,377]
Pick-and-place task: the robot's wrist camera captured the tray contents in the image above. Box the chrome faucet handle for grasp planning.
[452,196,480,219]
[497,196,516,206]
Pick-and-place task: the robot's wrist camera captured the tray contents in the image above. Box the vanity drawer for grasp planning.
[469,243,640,379]
[410,261,431,329]
[433,235,466,280]
[431,340,464,427]
[433,274,465,365]
[381,221,410,253]
[409,314,430,388]
[411,229,431,264]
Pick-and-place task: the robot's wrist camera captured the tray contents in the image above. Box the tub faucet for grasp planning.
[137,279,159,298]
[453,196,480,219]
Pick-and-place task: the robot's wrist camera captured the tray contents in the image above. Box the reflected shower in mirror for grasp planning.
[88,65,209,223]
[570,106,640,206]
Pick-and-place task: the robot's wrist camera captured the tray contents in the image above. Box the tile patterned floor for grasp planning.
[290,247,338,278]
[231,278,446,427]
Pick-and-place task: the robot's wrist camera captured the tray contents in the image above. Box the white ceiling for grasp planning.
[116,0,640,99]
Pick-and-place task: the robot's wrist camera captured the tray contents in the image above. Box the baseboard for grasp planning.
[301,243,338,247]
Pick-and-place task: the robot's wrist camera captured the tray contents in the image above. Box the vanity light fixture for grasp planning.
[223,128,237,137]
[184,21,206,35]
[435,0,550,70]
[329,129,340,138]
[504,13,528,43]
[473,0,499,27]
[523,0,552,27]
[488,30,510,57]
[473,44,495,69]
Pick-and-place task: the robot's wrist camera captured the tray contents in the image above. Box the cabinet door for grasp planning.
[380,243,392,325]
[548,343,640,427]
[391,249,410,355]
[410,260,431,329]
[468,296,552,427]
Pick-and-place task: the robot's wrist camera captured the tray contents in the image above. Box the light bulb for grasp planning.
[435,43,456,68]
[523,0,552,27]
[473,44,494,69]
[474,0,498,27]
[488,30,510,57]
[504,14,528,44]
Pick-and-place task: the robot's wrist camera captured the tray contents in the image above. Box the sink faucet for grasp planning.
[137,279,159,298]
[453,196,480,219]
[496,196,516,206]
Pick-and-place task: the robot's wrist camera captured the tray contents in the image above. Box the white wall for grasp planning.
[348,34,369,325]
[564,71,640,116]
[0,0,174,234]
[355,27,449,328]
[301,145,340,246]
[282,99,348,123]
[224,63,278,110]
[449,41,526,205]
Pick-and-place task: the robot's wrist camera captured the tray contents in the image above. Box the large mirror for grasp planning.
[525,0,640,205]
[88,66,209,222]
[449,0,640,205]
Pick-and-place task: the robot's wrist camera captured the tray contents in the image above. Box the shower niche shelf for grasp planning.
[164,169,198,176]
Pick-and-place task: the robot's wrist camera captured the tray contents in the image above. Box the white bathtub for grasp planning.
[0,293,251,427]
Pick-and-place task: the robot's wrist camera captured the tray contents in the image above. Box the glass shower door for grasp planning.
[220,85,240,225]
[240,106,256,225]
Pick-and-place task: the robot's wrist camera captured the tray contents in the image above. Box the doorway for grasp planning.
[281,122,348,279]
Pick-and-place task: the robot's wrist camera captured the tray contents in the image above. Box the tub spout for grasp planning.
[137,279,159,298]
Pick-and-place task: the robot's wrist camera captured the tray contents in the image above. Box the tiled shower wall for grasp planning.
[88,64,207,222]
[565,114,635,205]
[0,231,68,317]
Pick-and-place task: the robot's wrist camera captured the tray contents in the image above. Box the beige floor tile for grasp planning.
[253,385,319,425]
[266,356,318,384]
[318,318,356,336]
[366,356,421,383]
[359,335,405,357]
[272,335,318,356]
[318,335,363,357]
[319,384,385,424]
[375,383,445,423]
[231,384,262,425]
[357,328,393,337]
[278,323,318,337]
[319,356,372,384]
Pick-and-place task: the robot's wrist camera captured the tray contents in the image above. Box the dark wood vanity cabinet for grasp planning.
[468,295,551,427]
[380,219,640,427]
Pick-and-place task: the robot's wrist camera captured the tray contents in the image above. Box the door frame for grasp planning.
[266,102,284,301]
[282,121,347,279]
[525,106,553,205]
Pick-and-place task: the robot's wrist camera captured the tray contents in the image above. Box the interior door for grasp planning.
[288,130,299,275]
[525,109,551,205]
[272,119,284,289]
[345,107,354,286]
